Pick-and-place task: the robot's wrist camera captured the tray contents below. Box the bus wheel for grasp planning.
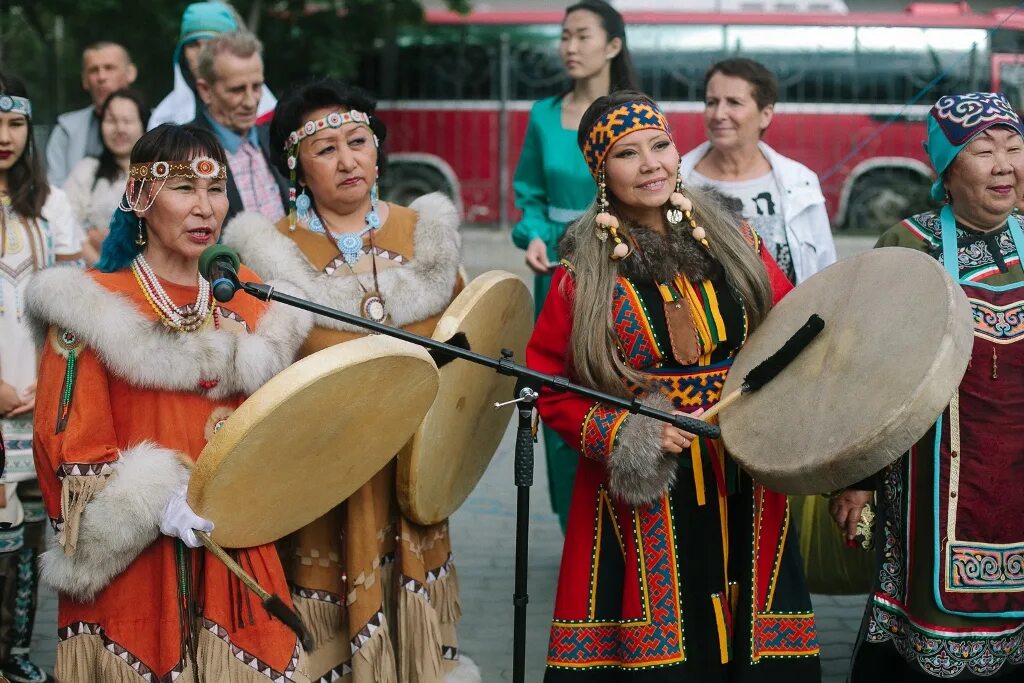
[843,170,935,233]
[380,165,454,207]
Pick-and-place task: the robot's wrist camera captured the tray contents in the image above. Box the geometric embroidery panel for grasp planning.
[581,404,628,464]
[547,497,685,669]
[753,613,819,659]
[641,365,729,411]
[55,462,113,480]
[612,279,662,369]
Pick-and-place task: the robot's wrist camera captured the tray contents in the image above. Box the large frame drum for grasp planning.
[398,270,533,525]
[719,247,973,494]
[188,335,440,548]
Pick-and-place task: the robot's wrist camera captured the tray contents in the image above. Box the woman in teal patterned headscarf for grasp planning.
[840,92,1024,682]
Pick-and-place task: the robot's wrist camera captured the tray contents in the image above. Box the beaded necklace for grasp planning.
[312,211,390,323]
[131,254,213,332]
[305,204,382,267]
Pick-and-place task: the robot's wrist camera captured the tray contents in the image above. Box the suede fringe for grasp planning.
[291,592,342,651]
[55,630,312,683]
[380,559,397,641]
[425,565,462,626]
[352,613,398,683]
[398,587,445,683]
[59,474,109,555]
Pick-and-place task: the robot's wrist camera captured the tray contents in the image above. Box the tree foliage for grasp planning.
[0,0,470,125]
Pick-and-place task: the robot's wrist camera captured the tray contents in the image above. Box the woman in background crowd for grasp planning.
[64,89,149,265]
[511,0,638,532]
[680,57,835,286]
[149,1,276,129]
[0,71,82,683]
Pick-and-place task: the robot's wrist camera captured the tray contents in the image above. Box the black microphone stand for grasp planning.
[232,279,721,682]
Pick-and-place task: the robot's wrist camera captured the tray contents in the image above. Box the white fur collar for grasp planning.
[25,267,312,399]
[223,192,462,333]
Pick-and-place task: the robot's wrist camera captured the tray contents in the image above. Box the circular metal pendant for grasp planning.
[666,208,684,225]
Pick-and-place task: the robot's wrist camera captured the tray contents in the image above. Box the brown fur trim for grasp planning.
[606,393,680,506]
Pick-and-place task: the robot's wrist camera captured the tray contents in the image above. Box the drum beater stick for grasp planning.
[701,314,825,422]
[194,530,314,651]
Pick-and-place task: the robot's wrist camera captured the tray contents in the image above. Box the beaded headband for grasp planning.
[119,157,226,213]
[284,109,371,152]
[128,157,226,181]
[581,100,671,178]
[0,95,31,119]
[284,109,375,231]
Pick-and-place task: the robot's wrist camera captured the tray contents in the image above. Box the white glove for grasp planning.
[160,484,214,548]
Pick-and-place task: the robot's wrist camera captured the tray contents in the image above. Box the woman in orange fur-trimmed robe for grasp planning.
[27,124,314,682]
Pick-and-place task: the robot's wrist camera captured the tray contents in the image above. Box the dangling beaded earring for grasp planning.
[366,166,382,230]
[595,167,629,260]
[135,218,147,247]
[667,169,709,249]
[295,188,311,224]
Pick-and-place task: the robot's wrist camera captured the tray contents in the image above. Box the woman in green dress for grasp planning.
[511,0,638,531]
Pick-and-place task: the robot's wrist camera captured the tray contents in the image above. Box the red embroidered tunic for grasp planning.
[528,237,821,681]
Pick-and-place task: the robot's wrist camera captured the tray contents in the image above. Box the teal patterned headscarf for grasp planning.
[173,2,239,67]
[925,92,1024,202]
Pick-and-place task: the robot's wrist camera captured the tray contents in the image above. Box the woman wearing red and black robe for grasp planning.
[527,90,821,681]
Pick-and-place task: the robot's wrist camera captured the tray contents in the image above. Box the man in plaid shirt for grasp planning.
[192,30,288,226]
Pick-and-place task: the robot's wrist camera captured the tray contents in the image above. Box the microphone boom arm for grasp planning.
[240,281,721,439]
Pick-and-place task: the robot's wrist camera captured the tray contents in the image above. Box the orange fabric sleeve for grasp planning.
[33,327,119,551]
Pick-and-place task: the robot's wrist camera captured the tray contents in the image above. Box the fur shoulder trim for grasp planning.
[25,267,311,399]
[224,192,461,332]
[606,392,679,506]
[40,441,188,601]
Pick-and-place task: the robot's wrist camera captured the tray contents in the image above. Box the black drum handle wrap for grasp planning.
[668,411,722,439]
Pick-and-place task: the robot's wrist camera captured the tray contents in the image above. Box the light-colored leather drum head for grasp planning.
[720,247,973,495]
[397,271,533,525]
[188,335,440,548]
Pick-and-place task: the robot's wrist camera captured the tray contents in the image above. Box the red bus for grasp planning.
[365,3,1024,231]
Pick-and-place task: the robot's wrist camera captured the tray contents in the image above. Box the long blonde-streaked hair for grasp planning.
[565,94,773,397]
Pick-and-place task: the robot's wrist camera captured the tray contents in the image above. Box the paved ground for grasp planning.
[26,231,878,681]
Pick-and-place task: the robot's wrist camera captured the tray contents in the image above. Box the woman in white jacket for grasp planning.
[680,57,836,284]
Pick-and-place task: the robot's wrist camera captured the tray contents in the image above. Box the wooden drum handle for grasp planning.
[195,530,272,600]
[194,530,315,651]
[700,388,743,423]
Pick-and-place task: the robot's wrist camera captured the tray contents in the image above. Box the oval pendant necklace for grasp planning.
[357,230,389,324]
[313,205,390,324]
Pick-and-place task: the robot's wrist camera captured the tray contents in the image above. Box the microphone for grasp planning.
[199,244,242,303]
